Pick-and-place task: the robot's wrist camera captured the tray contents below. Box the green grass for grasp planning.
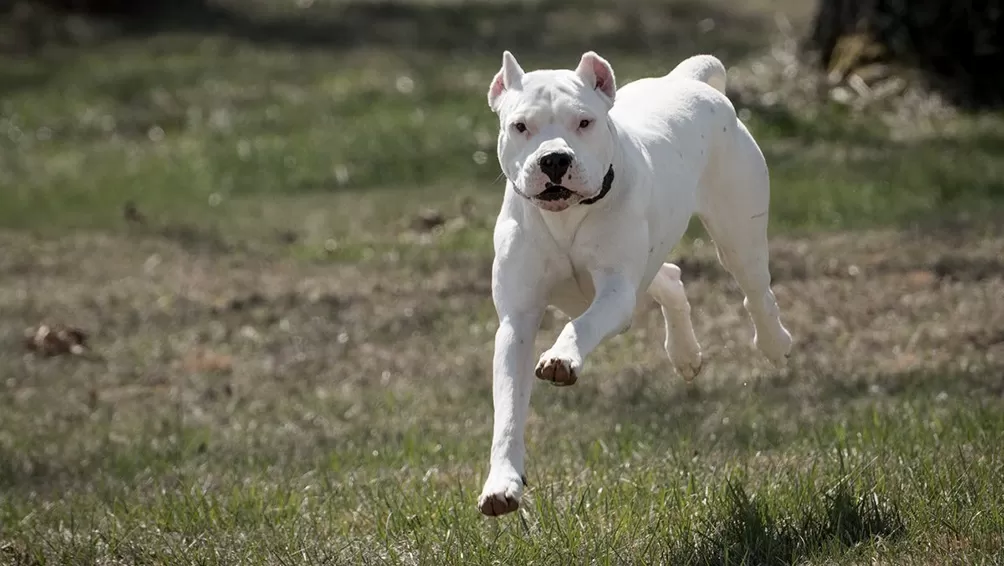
[3,363,1003,564]
[3,2,1004,246]
[2,1,1004,564]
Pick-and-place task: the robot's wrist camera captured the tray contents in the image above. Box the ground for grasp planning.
[2,1,1004,564]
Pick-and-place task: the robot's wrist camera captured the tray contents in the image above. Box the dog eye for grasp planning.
[578,119,592,129]
[513,122,527,133]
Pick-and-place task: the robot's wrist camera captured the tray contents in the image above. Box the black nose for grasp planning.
[538,152,573,183]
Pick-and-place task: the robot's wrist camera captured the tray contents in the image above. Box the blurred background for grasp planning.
[2,0,1004,563]
[3,0,1003,235]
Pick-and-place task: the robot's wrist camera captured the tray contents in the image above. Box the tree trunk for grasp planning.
[806,0,1004,107]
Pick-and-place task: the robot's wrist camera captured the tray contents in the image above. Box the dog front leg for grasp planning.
[535,268,637,386]
[478,310,541,517]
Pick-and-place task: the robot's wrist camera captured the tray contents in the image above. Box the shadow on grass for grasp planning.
[5,0,774,61]
[669,480,904,565]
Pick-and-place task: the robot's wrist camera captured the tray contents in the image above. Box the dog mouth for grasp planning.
[535,184,574,201]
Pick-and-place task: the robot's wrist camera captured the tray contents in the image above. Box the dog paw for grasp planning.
[672,349,704,382]
[478,469,526,517]
[535,351,580,386]
[755,325,793,368]
[665,338,703,382]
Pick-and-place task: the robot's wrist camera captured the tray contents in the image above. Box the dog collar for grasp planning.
[581,165,614,205]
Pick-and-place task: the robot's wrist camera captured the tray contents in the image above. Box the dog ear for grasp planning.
[575,51,616,103]
[488,51,525,112]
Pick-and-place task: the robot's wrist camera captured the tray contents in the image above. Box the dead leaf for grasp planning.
[23,324,89,357]
[123,200,146,225]
[905,269,937,287]
[411,208,446,232]
[181,348,234,374]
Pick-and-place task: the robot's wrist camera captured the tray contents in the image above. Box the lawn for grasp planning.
[1,1,1003,564]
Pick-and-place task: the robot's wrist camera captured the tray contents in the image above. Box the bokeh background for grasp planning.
[2,1,1003,564]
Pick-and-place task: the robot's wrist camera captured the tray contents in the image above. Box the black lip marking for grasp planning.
[581,165,615,205]
[536,184,574,201]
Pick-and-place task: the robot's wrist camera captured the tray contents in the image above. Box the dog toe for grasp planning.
[478,493,519,517]
[535,357,578,386]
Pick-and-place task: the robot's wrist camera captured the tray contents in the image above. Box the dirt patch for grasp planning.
[1,228,1001,410]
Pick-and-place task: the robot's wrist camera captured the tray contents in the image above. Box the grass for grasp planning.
[3,1,1004,244]
[3,353,1003,563]
[2,0,1004,564]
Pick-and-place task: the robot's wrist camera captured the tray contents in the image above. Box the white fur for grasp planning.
[478,52,793,517]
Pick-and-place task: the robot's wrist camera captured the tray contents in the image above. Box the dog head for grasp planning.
[488,51,617,212]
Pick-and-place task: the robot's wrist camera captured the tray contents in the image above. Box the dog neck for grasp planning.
[580,165,615,205]
[578,119,627,207]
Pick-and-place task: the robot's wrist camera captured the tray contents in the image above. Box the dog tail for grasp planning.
[667,54,727,95]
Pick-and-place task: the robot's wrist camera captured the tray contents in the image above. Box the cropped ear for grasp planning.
[488,51,525,112]
[575,51,616,103]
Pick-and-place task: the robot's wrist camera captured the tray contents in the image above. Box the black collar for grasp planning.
[580,165,615,205]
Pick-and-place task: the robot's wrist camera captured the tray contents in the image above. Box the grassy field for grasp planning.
[2,1,1004,564]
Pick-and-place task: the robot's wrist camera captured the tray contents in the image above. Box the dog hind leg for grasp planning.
[698,120,792,366]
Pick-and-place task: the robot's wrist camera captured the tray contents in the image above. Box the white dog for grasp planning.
[477,51,793,516]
